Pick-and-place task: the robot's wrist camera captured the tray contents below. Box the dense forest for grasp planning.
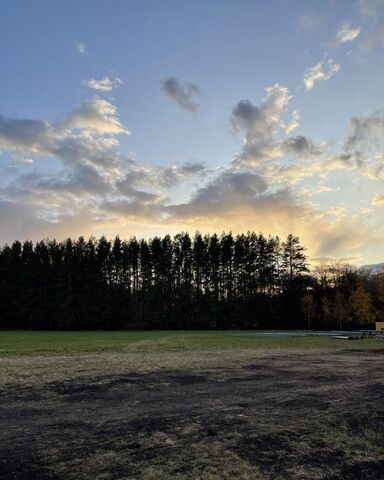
[0,232,383,330]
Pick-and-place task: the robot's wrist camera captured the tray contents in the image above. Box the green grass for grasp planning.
[0,330,383,354]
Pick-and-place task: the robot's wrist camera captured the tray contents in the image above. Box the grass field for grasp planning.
[1,330,383,479]
[1,329,384,354]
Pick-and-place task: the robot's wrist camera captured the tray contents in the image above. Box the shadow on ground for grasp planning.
[1,349,383,479]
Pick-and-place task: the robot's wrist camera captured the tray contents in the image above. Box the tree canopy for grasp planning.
[0,232,382,330]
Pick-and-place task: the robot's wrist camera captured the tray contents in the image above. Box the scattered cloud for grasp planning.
[342,111,384,178]
[303,59,340,91]
[312,216,378,258]
[325,206,347,218]
[283,110,300,134]
[372,194,384,206]
[283,135,321,158]
[158,162,207,188]
[230,84,323,172]
[166,171,302,231]
[300,184,340,197]
[0,79,383,264]
[11,156,34,165]
[161,77,201,112]
[267,154,336,187]
[344,112,384,151]
[0,98,129,173]
[0,115,51,155]
[63,96,129,135]
[0,96,129,206]
[115,161,207,196]
[75,41,88,55]
[85,76,123,92]
[102,195,165,223]
[335,24,360,46]
[231,83,294,167]
[0,95,211,242]
[164,169,380,264]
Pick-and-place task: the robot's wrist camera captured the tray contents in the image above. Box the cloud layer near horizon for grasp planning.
[1,77,383,265]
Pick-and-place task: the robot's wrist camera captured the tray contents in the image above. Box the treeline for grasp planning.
[0,232,382,330]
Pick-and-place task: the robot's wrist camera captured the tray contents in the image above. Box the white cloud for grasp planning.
[0,96,208,239]
[231,83,293,167]
[75,41,88,55]
[0,82,383,264]
[283,110,300,134]
[335,24,360,46]
[372,194,384,206]
[325,206,347,218]
[64,96,129,135]
[304,59,340,91]
[0,97,129,173]
[342,112,384,178]
[165,171,300,229]
[0,95,130,205]
[11,156,34,165]
[85,76,123,92]
[312,216,378,258]
[230,84,323,171]
[300,184,340,196]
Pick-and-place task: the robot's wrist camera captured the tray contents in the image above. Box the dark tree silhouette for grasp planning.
[0,232,381,330]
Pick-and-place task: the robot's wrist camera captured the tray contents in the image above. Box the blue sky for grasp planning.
[0,0,384,264]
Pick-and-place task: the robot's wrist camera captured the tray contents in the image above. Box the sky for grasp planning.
[0,0,384,265]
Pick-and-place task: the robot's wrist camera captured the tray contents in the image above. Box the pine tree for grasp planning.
[281,234,308,282]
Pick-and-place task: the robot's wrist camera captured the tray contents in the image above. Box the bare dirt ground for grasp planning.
[1,348,383,480]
